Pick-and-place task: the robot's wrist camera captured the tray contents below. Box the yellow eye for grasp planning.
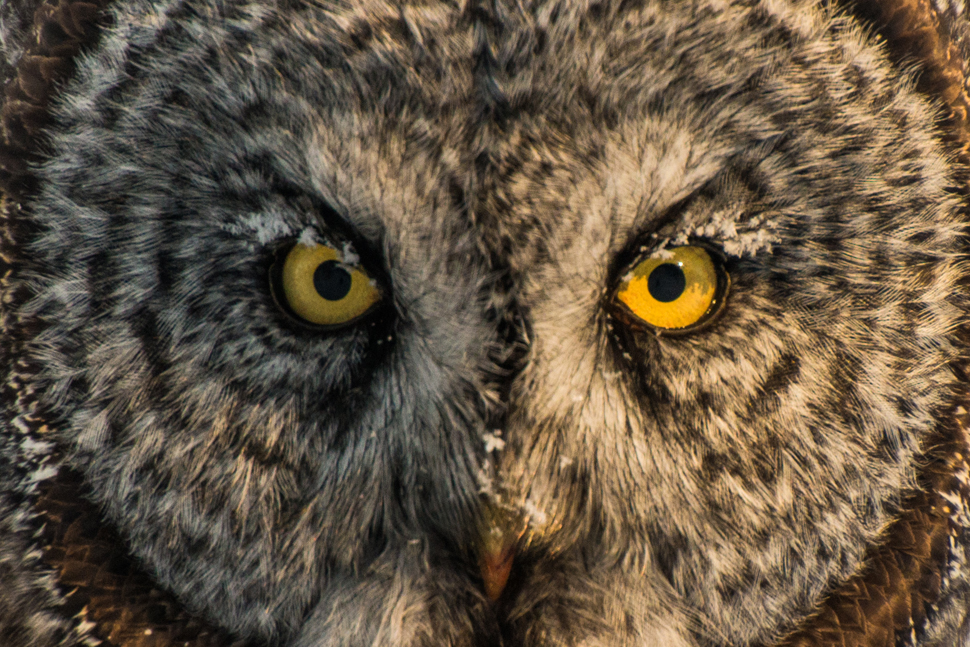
[276,242,381,326]
[615,245,728,333]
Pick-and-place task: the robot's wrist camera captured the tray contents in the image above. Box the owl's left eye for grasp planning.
[271,242,382,327]
[614,245,730,334]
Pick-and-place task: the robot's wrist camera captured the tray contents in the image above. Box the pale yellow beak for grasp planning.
[478,508,523,601]
[479,538,516,601]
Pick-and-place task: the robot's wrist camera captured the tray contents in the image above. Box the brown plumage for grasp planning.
[35,470,245,647]
[2,5,245,645]
[775,400,970,647]
[842,0,970,168]
[3,1,970,646]
[765,3,970,642]
[0,0,109,200]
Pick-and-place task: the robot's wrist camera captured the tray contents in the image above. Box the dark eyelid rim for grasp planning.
[263,182,392,332]
[270,178,386,263]
[605,190,703,291]
[268,239,389,332]
[606,131,790,288]
[268,176,391,285]
[608,241,731,337]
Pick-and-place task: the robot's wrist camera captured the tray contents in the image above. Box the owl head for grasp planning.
[2,0,970,646]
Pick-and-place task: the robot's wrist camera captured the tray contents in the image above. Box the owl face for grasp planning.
[10,0,970,645]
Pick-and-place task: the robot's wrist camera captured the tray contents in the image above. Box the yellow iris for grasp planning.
[616,246,721,331]
[280,243,381,326]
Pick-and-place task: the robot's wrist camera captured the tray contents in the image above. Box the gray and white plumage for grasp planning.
[2,0,970,646]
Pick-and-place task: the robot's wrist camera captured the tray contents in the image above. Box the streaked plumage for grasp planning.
[3,1,970,646]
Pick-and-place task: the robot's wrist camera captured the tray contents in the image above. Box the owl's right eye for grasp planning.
[271,242,383,327]
[613,244,730,334]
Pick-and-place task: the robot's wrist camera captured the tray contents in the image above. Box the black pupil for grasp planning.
[313,260,353,301]
[648,263,686,303]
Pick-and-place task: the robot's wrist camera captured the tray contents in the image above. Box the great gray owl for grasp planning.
[4,0,970,646]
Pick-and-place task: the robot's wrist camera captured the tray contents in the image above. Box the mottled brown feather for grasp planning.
[0,0,110,199]
[34,470,248,647]
[4,1,970,646]
[842,0,970,167]
[768,1,970,644]
[774,401,970,647]
[0,2,251,646]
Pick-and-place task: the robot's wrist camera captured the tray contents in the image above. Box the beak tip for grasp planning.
[481,546,515,601]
